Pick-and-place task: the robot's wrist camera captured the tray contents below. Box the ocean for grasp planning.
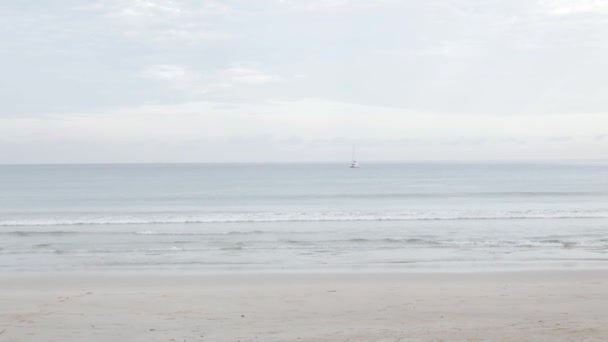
[1,162,608,272]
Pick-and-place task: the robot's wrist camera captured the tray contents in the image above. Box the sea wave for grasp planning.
[134,230,268,236]
[3,236,607,252]
[261,191,608,199]
[280,237,608,249]
[0,230,82,236]
[1,209,608,226]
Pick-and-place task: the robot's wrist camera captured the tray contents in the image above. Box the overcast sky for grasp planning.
[2,0,608,163]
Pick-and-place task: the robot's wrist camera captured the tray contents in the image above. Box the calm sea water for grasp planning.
[1,162,608,271]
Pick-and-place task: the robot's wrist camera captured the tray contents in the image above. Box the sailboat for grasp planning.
[349,145,360,168]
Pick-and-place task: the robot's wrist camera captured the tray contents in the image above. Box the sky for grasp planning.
[2,0,608,163]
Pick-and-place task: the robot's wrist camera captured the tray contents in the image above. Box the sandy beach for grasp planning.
[1,271,607,341]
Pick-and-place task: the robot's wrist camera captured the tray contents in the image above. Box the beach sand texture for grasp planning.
[1,271,607,341]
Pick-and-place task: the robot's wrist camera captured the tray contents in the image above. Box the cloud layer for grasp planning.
[2,0,608,162]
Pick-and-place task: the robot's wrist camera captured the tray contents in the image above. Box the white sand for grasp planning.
[1,271,608,341]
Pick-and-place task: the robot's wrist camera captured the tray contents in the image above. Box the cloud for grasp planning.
[2,98,605,141]
[546,136,573,142]
[594,133,608,141]
[93,0,232,21]
[91,0,232,45]
[141,64,281,94]
[5,0,608,162]
[2,98,608,162]
[108,0,182,19]
[542,0,608,16]
[141,64,192,81]
[275,0,404,11]
[224,66,282,84]
[155,27,232,43]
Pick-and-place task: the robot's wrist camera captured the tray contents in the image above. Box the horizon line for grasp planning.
[1,159,608,166]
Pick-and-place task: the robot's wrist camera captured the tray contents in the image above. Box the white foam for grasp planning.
[1,209,608,227]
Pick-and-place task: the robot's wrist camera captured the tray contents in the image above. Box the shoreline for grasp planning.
[5,258,608,275]
[2,270,608,341]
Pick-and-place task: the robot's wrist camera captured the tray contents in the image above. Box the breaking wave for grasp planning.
[1,209,608,227]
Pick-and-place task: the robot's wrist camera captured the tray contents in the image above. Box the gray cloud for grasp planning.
[4,0,608,115]
[594,134,608,141]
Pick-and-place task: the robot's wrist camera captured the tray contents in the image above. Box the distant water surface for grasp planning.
[1,162,608,271]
